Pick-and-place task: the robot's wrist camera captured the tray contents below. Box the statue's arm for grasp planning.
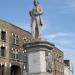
[39,7,43,15]
[37,5,43,15]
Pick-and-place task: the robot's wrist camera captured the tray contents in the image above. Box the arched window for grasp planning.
[1,31,6,41]
[0,64,4,75]
[0,46,6,57]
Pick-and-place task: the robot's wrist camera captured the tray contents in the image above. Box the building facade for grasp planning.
[64,60,73,75]
[0,20,31,75]
[44,42,64,75]
[51,47,64,75]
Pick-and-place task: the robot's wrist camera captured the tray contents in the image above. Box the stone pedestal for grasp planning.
[28,51,46,74]
[23,40,54,75]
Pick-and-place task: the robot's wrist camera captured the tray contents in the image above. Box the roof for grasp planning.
[0,19,31,35]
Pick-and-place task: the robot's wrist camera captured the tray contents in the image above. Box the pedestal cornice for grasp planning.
[23,40,55,53]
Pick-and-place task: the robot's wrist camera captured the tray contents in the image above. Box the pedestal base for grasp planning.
[28,51,46,73]
[23,40,54,75]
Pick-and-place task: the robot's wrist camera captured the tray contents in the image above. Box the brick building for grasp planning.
[0,20,31,75]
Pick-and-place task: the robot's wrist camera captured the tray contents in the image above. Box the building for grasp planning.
[0,20,31,75]
[51,47,64,75]
[44,42,64,75]
[64,60,73,75]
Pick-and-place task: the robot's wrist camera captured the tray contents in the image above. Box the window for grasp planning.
[0,65,1,74]
[12,49,15,59]
[0,65,4,75]
[23,37,27,43]
[1,46,6,57]
[12,48,18,59]
[16,36,19,45]
[12,34,15,44]
[1,31,6,41]
[2,65,4,75]
[12,34,19,45]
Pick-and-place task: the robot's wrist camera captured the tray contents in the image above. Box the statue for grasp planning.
[29,0,43,39]
[46,52,52,73]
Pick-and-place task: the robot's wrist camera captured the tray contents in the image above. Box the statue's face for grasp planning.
[34,0,39,6]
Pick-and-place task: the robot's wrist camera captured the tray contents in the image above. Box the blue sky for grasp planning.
[0,0,75,74]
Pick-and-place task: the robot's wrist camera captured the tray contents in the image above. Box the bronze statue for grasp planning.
[29,0,43,39]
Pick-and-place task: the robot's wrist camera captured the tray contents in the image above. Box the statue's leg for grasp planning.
[38,25,41,38]
[31,20,36,39]
[36,16,41,38]
[35,25,39,38]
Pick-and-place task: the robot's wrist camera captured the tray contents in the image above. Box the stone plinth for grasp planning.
[28,51,46,73]
[23,40,54,75]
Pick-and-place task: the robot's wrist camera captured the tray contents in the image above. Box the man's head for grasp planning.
[34,0,39,6]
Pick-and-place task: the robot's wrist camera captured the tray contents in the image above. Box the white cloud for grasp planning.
[43,32,75,67]
[43,32,75,51]
[43,32,75,40]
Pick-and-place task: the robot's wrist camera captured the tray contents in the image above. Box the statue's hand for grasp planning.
[29,11,32,16]
[40,23,43,26]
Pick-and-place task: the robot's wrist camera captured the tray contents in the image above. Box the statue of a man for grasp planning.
[29,0,43,39]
